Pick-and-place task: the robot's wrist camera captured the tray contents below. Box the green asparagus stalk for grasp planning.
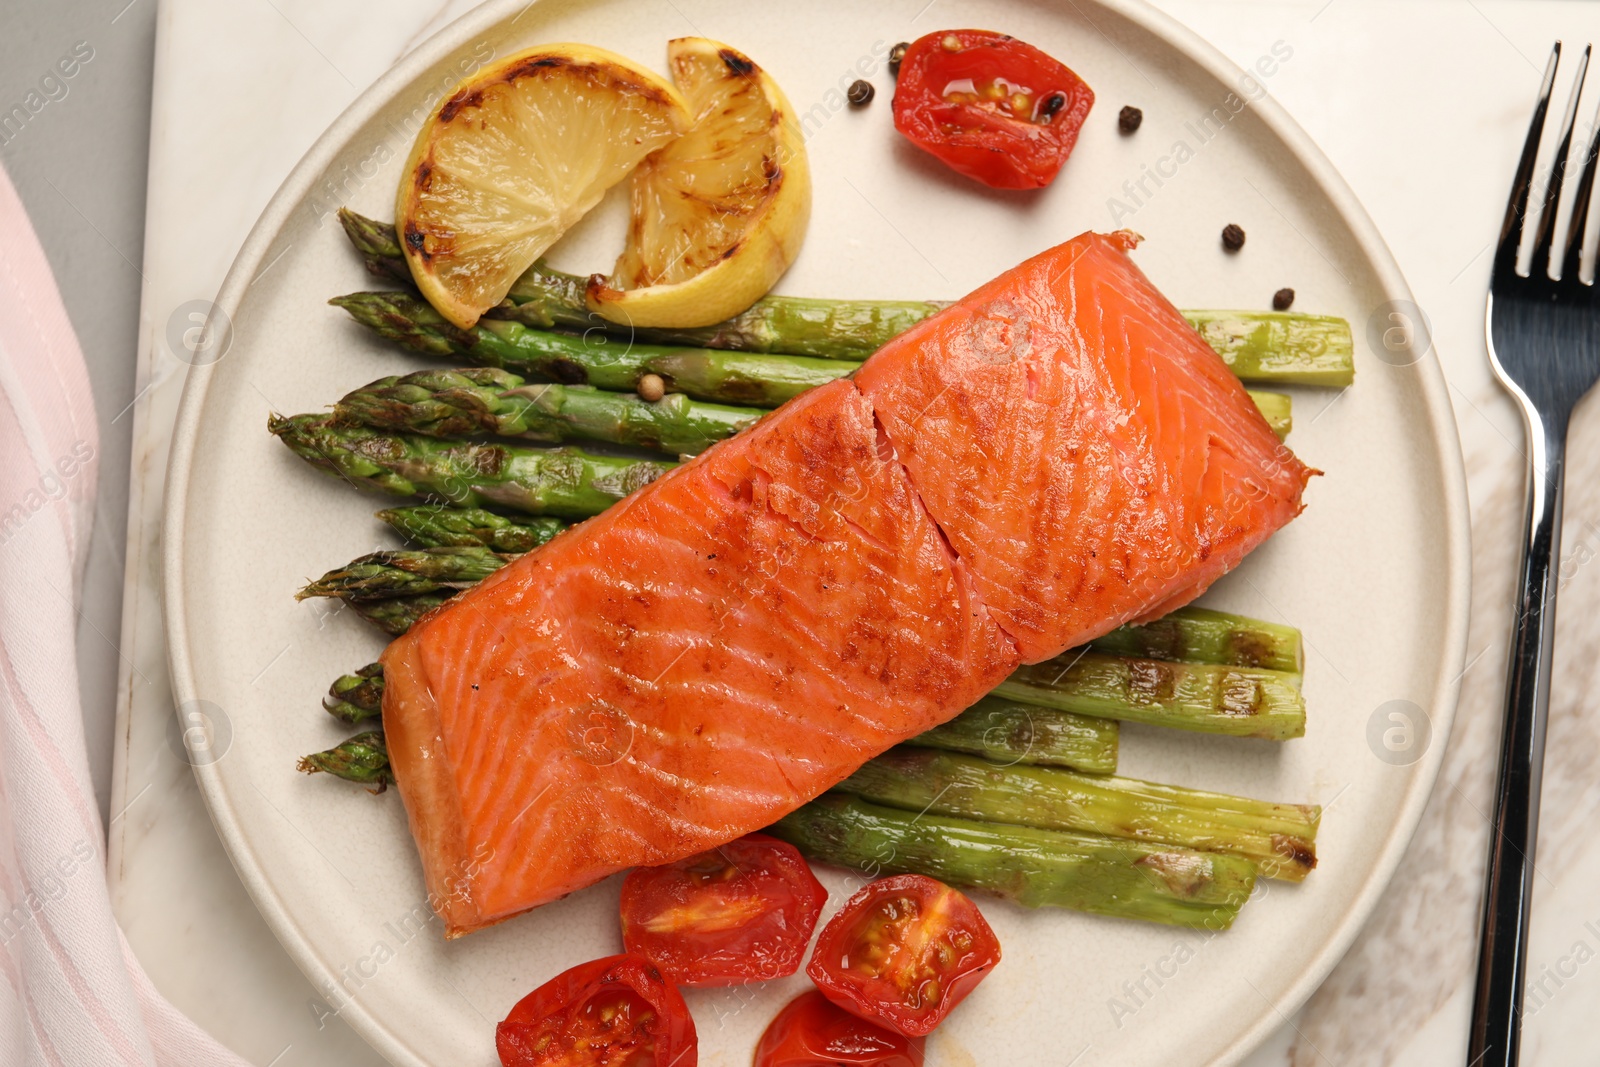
[298,731,393,789]
[770,793,1257,929]
[331,291,856,409]
[337,208,1354,382]
[349,593,451,636]
[838,747,1318,881]
[299,546,509,601]
[338,208,944,362]
[324,663,384,724]
[268,413,674,518]
[1088,606,1303,674]
[1250,391,1291,438]
[377,505,566,553]
[995,651,1305,740]
[336,368,760,456]
[1185,310,1354,387]
[904,697,1118,774]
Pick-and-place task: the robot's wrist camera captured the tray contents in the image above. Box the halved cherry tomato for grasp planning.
[806,874,999,1037]
[619,833,827,986]
[495,954,696,1067]
[893,29,1095,190]
[755,991,925,1067]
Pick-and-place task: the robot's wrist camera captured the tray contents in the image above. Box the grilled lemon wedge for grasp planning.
[586,39,811,329]
[397,45,691,329]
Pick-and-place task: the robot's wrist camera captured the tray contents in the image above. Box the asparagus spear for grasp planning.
[377,505,566,553]
[338,208,944,362]
[903,697,1119,774]
[269,414,674,518]
[1088,606,1303,674]
[299,546,509,601]
[770,794,1257,929]
[338,209,1355,382]
[838,747,1318,881]
[349,593,451,636]
[324,663,384,724]
[337,368,760,456]
[1185,310,1355,387]
[298,731,393,789]
[331,291,856,409]
[996,651,1305,740]
[338,364,1289,446]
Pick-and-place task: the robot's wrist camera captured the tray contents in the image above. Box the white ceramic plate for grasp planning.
[163,1,1471,1063]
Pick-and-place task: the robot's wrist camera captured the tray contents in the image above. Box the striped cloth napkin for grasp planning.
[0,162,247,1065]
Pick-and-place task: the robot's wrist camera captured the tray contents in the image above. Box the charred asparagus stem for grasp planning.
[339,364,1287,446]
[336,368,761,456]
[337,208,1354,381]
[339,208,944,362]
[838,747,1319,881]
[377,505,566,552]
[770,794,1258,929]
[297,731,393,789]
[269,414,674,518]
[348,593,451,636]
[331,291,856,408]
[1088,605,1303,674]
[324,663,384,724]
[996,652,1305,741]
[900,697,1118,773]
[298,546,509,601]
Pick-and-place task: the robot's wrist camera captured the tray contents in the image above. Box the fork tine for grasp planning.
[1533,44,1591,276]
[1562,81,1600,282]
[1495,43,1562,279]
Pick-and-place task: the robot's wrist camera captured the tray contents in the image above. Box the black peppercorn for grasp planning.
[1272,287,1295,311]
[1039,93,1066,119]
[1118,105,1143,134]
[847,79,874,107]
[1221,224,1246,252]
[889,42,909,77]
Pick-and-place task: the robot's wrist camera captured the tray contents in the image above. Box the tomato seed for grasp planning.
[941,34,961,52]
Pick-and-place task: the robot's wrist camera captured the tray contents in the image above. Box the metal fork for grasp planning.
[1470,40,1600,1067]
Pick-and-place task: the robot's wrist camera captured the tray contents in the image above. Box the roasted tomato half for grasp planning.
[619,833,827,986]
[754,990,926,1067]
[806,874,1000,1037]
[495,954,696,1067]
[893,29,1095,190]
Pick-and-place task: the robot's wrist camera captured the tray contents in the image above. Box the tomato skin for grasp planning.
[892,29,1095,190]
[806,874,1000,1037]
[495,954,696,1067]
[619,833,828,987]
[754,991,925,1067]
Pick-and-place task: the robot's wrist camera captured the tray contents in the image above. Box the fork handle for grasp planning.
[1467,416,1567,1067]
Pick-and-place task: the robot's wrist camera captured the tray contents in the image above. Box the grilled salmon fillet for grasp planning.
[382,232,1312,935]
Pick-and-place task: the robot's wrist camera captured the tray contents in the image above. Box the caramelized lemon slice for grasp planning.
[586,39,811,330]
[397,45,691,329]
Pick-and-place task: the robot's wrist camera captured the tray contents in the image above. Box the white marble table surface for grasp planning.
[107,1,1600,1063]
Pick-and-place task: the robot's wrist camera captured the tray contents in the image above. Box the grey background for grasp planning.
[2,0,158,822]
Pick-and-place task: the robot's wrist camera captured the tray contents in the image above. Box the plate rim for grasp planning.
[161,2,1473,1063]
